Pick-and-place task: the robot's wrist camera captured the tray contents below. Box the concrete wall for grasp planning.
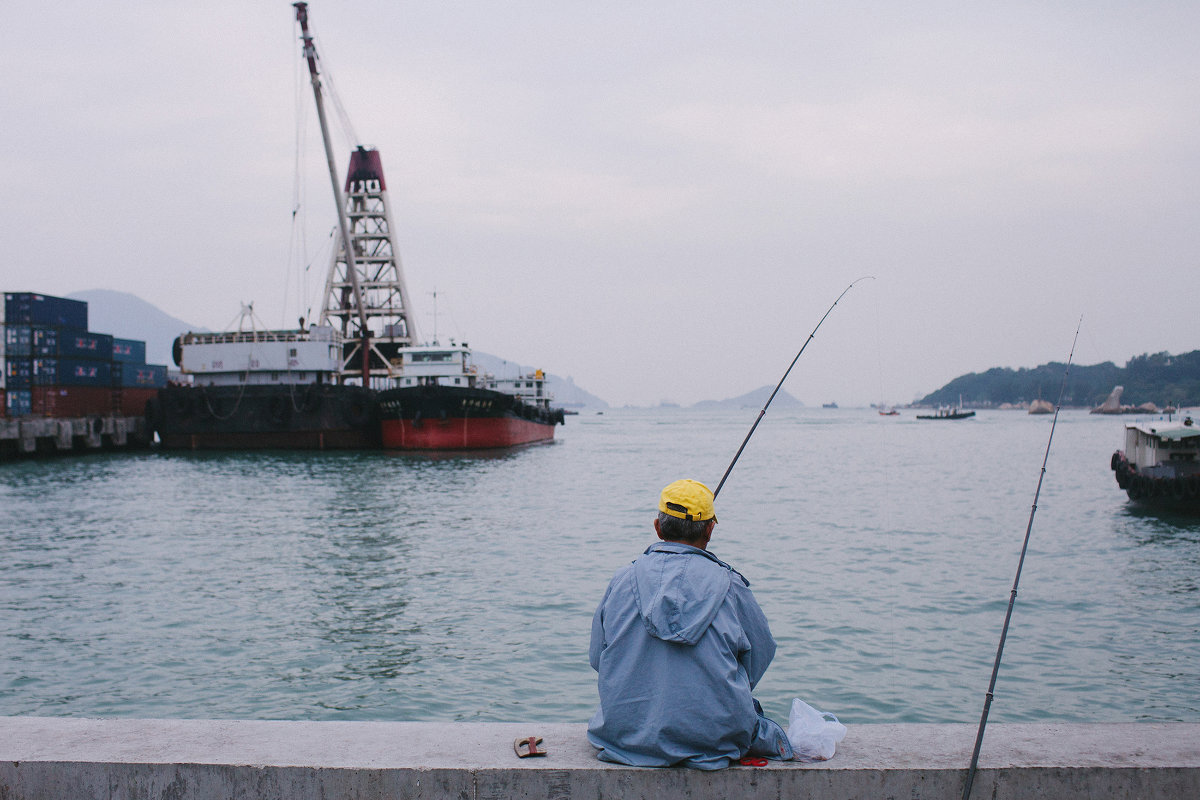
[2,717,1198,799]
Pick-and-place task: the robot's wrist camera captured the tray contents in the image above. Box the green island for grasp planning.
[919,350,1200,409]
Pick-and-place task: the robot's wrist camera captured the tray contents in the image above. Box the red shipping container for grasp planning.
[116,387,159,418]
[31,386,114,418]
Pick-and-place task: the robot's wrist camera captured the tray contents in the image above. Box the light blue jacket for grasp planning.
[587,542,778,770]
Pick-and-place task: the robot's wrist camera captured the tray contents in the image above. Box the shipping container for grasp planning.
[5,389,32,417]
[4,325,32,357]
[27,326,114,359]
[31,358,111,387]
[112,337,147,364]
[3,294,32,325]
[117,387,159,418]
[31,386,114,418]
[5,358,32,389]
[3,293,88,329]
[31,326,58,356]
[58,331,114,360]
[31,358,56,384]
[114,362,167,388]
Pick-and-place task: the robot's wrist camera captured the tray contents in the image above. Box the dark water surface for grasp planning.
[2,407,1198,725]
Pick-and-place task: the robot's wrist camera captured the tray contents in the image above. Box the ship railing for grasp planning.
[182,329,340,346]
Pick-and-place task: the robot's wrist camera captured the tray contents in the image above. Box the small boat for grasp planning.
[916,407,975,420]
[878,407,899,416]
[1110,416,1200,512]
[916,396,975,420]
[822,402,838,409]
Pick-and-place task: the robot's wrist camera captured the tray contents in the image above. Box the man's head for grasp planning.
[655,479,717,547]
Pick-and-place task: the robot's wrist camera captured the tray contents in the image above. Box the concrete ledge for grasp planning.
[2,717,1198,799]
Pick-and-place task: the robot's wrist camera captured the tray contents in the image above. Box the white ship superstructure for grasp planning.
[178,328,342,387]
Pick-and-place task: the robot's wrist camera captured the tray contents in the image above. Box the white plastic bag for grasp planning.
[786,698,847,761]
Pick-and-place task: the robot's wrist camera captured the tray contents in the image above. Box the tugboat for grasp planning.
[377,343,564,449]
[1110,416,1200,512]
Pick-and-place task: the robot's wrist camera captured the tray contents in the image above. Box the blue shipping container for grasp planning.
[114,362,167,388]
[61,359,111,387]
[3,294,32,324]
[5,389,32,417]
[4,325,32,357]
[112,338,147,364]
[5,358,32,389]
[3,293,87,329]
[59,331,114,360]
[25,327,114,359]
[31,327,58,356]
[31,358,111,387]
[31,358,57,384]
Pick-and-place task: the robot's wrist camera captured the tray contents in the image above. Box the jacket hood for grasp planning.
[631,543,735,645]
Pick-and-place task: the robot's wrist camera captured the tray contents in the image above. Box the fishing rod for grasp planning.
[961,316,1082,800]
[712,276,874,500]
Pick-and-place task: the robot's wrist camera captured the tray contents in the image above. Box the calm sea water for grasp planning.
[2,407,1198,726]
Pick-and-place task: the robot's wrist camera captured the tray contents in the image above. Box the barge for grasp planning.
[154,4,563,451]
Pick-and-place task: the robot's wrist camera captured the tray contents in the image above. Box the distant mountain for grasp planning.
[918,350,1200,409]
[469,350,608,409]
[692,385,803,410]
[64,290,609,408]
[67,289,204,368]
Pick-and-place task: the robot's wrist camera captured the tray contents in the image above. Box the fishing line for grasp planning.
[961,315,1083,800]
[712,276,874,500]
[871,284,901,705]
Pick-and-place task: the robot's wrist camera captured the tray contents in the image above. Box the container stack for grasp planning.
[1,292,167,421]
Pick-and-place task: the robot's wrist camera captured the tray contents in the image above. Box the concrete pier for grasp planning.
[0,415,151,459]
[2,717,1198,799]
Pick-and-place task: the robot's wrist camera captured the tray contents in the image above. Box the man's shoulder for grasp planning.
[603,559,637,588]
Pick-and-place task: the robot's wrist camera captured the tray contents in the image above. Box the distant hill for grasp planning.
[65,290,609,409]
[692,385,803,410]
[919,350,1200,408]
[469,350,608,409]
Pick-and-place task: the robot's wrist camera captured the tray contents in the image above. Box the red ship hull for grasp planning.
[380,416,555,450]
[377,384,562,450]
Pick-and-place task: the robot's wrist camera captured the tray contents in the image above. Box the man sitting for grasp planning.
[587,478,793,769]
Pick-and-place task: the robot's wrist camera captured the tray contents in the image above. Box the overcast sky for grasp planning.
[3,2,1198,407]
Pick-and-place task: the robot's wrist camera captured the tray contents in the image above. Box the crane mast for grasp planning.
[294,2,419,385]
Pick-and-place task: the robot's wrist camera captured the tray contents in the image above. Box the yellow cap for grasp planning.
[658,479,716,522]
